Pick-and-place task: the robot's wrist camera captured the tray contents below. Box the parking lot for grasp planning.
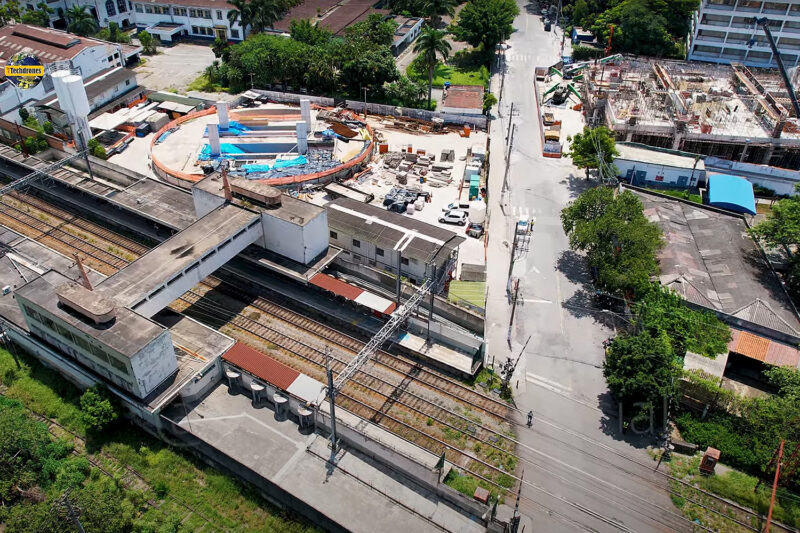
[134,43,215,92]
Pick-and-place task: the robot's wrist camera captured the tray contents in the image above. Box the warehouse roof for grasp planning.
[326,197,465,262]
[615,143,705,171]
[708,174,756,215]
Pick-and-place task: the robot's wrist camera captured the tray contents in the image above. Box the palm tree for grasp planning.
[423,0,456,28]
[413,27,451,108]
[65,5,97,36]
[249,0,283,33]
[227,0,251,35]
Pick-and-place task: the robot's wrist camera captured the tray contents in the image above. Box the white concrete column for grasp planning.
[296,121,308,154]
[217,101,229,129]
[300,98,311,129]
[208,123,221,156]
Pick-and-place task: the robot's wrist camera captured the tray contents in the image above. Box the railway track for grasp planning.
[0,192,770,532]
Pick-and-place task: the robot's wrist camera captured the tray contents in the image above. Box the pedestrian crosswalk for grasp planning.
[509,206,534,218]
[505,53,537,64]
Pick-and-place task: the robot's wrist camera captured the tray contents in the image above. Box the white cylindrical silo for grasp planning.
[468,200,486,225]
[296,121,308,154]
[63,74,91,117]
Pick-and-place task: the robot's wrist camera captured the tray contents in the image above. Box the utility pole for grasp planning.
[54,489,85,533]
[395,250,403,307]
[362,87,369,119]
[426,263,436,341]
[765,440,784,533]
[502,123,516,193]
[325,347,338,453]
[506,103,514,147]
[510,469,524,533]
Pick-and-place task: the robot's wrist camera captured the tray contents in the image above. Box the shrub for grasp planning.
[571,45,604,61]
[79,385,119,432]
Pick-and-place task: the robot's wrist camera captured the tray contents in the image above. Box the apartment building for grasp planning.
[688,0,800,68]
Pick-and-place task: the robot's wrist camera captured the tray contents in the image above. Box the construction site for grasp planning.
[579,57,800,170]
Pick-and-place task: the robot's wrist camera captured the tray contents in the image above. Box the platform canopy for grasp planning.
[707,174,756,215]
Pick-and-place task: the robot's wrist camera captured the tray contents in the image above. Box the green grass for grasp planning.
[665,453,800,529]
[444,469,503,502]
[0,347,318,532]
[407,60,489,89]
[448,281,486,308]
[646,187,702,204]
[186,73,229,93]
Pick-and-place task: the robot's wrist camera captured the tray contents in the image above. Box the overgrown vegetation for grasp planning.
[0,347,318,532]
[562,0,699,58]
[677,366,800,486]
[749,183,800,308]
[87,138,107,159]
[565,126,619,179]
[645,187,702,204]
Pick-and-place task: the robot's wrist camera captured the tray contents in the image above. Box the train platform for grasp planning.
[162,383,484,533]
[0,146,196,232]
[396,331,479,376]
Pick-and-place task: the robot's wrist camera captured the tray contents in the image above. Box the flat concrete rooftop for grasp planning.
[16,271,166,358]
[635,189,800,338]
[109,178,197,231]
[162,383,484,533]
[616,143,706,171]
[97,204,259,309]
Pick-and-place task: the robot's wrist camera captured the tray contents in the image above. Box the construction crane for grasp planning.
[0,150,89,197]
[751,17,800,119]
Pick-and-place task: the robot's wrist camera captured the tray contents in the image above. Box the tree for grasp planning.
[95,21,130,43]
[749,187,800,252]
[604,330,680,419]
[0,0,22,26]
[289,18,331,45]
[566,126,619,179]
[423,0,457,27]
[571,0,589,27]
[341,47,399,93]
[635,285,730,358]
[20,1,52,26]
[589,0,677,57]
[561,187,663,297]
[79,385,119,432]
[65,5,98,36]
[483,91,497,114]
[344,13,398,50]
[451,0,518,56]
[211,37,230,60]
[138,29,158,55]
[413,27,451,108]
[383,75,427,107]
[248,0,285,33]
[227,0,252,34]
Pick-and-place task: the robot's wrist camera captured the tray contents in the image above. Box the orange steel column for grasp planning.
[765,440,784,533]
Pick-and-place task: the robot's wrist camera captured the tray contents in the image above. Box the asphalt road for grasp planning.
[484,3,694,531]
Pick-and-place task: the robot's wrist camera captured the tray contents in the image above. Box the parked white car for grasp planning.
[439,210,468,225]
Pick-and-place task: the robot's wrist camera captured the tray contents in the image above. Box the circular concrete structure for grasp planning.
[150,103,374,189]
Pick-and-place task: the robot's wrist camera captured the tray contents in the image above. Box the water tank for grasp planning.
[52,71,90,117]
[469,200,486,225]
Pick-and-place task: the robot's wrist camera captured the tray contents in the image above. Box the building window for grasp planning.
[134,3,142,12]
[174,7,187,15]
[144,5,153,13]
[90,344,109,362]
[216,9,222,19]
[152,5,168,14]
[106,0,116,16]
[191,25,213,35]
[401,257,409,266]
[329,230,338,239]
[117,0,126,11]
[107,355,129,374]
[125,79,131,85]
[190,8,211,18]
[231,28,239,38]
[376,247,384,257]
[352,254,361,261]
[352,239,360,248]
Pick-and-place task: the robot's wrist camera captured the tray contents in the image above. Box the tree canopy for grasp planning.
[451,0,518,55]
[137,30,158,55]
[564,0,698,58]
[561,187,663,297]
[20,1,52,26]
[79,385,119,432]
[65,5,98,36]
[566,126,619,179]
[414,27,451,107]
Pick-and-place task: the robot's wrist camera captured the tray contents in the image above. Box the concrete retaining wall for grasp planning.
[251,89,488,129]
[44,147,145,188]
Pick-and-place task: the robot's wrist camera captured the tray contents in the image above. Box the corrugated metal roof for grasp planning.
[764,341,800,367]
[310,273,364,300]
[222,342,299,390]
[731,299,800,337]
[354,291,396,314]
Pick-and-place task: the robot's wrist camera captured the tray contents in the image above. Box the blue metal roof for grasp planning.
[707,174,756,215]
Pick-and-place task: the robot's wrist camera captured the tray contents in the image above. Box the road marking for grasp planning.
[526,372,571,392]
[519,297,550,303]
[526,373,602,413]
[531,266,540,274]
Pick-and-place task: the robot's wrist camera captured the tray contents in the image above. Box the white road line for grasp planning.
[520,297,550,303]
[527,372,571,391]
[526,374,602,413]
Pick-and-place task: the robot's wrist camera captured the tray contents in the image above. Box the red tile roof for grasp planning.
[310,272,364,301]
[442,85,484,110]
[222,342,299,390]
[727,328,800,367]
[0,24,103,63]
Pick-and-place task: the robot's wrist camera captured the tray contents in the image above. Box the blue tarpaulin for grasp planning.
[240,155,308,174]
[203,120,251,137]
[197,143,245,160]
[707,174,756,215]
